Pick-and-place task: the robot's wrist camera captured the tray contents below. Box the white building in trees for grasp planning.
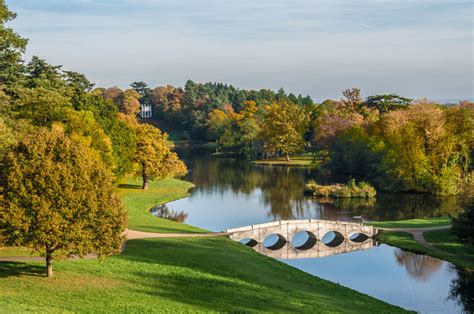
[140,104,152,118]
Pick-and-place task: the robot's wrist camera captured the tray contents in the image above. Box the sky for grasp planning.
[6,0,474,101]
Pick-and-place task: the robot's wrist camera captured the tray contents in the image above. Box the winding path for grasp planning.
[378,225,454,256]
[0,229,231,262]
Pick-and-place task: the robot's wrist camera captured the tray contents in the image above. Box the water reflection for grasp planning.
[449,267,474,313]
[150,204,188,223]
[172,146,468,229]
[282,244,471,313]
[394,249,443,282]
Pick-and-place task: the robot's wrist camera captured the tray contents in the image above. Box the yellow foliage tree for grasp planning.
[0,124,127,277]
[133,124,187,189]
[260,101,310,161]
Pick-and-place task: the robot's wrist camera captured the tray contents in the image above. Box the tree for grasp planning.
[260,101,310,161]
[120,89,141,116]
[365,94,411,114]
[452,201,474,246]
[0,125,127,277]
[130,81,150,106]
[134,124,187,189]
[0,0,28,87]
[342,88,362,111]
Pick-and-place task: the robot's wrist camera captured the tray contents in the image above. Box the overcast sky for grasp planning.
[7,0,474,101]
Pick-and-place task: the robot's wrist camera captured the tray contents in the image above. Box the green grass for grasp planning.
[369,216,451,229]
[0,237,408,313]
[0,177,410,312]
[377,231,474,270]
[117,176,206,234]
[0,247,39,257]
[252,155,314,167]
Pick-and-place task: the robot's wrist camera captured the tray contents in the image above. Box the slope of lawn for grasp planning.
[117,176,206,234]
[0,237,409,313]
[369,216,451,229]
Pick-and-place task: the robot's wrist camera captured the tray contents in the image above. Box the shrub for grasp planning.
[452,201,474,246]
[304,179,376,198]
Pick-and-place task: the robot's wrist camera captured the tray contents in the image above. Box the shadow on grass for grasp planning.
[117,238,405,313]
[118,184,142,190]
[0,262,44,278]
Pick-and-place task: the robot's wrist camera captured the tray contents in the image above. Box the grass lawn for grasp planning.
[368,216,451,229]
[117,176,206,234]
[0,247,39,257]
[0,177,410,312]
[252,155,314,167]
[0,237,408,313]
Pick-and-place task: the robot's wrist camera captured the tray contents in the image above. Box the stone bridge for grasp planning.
[227,219,378,259]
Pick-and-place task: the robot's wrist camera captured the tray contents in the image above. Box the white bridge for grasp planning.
[227,219,378,259]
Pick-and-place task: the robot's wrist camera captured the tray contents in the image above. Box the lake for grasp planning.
[164,146,473,313]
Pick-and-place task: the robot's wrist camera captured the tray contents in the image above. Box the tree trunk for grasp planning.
[286,154,290,162]
[46,252,53,278]
[142,163,149,190]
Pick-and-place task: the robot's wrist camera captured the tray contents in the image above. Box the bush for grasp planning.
[304,179,376,198]
[452,201,474,246]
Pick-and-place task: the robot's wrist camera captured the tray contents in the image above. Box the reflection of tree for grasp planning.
[260,167,310,220]
[151,205,188,223]
[394,249,443,282]
[448,266,474,313]
[174,146,473,222]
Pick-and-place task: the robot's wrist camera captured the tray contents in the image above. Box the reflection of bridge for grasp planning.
[227,219,378,259]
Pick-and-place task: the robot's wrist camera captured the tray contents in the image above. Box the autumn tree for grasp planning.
[260,101,310,161]
[134,124,187,189]
[120,89,141,116]
[0,125,127,277]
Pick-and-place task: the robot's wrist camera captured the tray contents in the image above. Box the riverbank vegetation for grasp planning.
[126,80,473,195]
[305,179,376,198]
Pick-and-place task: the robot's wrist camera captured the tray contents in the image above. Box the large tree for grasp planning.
[0,125,127,277]
[134,124,187,189]
[260,101,310,161]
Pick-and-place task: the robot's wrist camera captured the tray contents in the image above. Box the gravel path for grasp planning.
[379,225,454,256]
[0,229,231,262]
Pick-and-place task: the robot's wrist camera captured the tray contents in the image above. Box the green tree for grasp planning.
[0,124,127,277]
[452,201,474,246]
[365,94,412,114]
[260,101,310,161]
[134,124,187,189]
[0,0,28,87]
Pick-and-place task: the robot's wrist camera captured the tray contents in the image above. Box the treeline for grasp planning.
[100,80,313,140]
[127,81,473,196]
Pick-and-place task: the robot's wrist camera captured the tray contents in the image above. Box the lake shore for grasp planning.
[370,217,474,270]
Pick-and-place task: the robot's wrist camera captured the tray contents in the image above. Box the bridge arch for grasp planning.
[321,231,345,248]
[291,231,318,250]
[348,232,370,243]
[263,233,287,250]
[239,238,259,247]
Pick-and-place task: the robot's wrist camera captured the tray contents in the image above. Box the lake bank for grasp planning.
[370,217,474,270]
